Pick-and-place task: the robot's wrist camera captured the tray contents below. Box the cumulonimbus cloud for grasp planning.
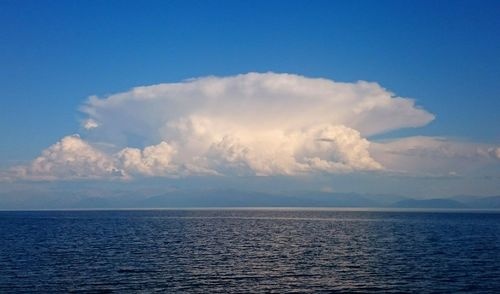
[7,72,455,180]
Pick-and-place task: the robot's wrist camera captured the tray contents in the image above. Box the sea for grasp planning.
[0,209,499,293]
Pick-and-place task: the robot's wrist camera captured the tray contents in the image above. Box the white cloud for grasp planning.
[82,119,99,130]
[11,135,122,180]
[10,72,477,181]
[117,142,177,176]
[205,124,382,176]
[81,73,434,144]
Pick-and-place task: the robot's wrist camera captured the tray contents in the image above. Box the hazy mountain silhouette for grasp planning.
[390,198,467,209]
[453,195,500,209]
[1,189,499,209]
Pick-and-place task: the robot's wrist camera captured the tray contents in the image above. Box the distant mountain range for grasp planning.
[450,195,500,209]
[135,191,500,209]
[1,189,499,209]
[390,198,467,209]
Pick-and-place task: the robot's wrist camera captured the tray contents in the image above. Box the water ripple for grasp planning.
[0,210,499,293]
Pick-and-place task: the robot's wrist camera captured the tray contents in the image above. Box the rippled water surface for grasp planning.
[1,209,499,293]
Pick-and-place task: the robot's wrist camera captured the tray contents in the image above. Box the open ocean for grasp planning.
[0,209,499,293]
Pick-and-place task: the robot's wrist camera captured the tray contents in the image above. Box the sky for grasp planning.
[0,0,499,202]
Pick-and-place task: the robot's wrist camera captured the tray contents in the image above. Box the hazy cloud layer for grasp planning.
[371,136,500,176]
[5,72,498,181]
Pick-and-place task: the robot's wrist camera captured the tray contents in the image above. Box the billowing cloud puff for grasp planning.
[8,73,444,180]
[205,124,382,176]
[11,135,121,180]
[117,142,178,176]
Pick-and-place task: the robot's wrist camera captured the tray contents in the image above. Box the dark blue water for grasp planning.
[0,209,499,293]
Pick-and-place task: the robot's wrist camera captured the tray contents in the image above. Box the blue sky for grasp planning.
[0,0,499,199]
